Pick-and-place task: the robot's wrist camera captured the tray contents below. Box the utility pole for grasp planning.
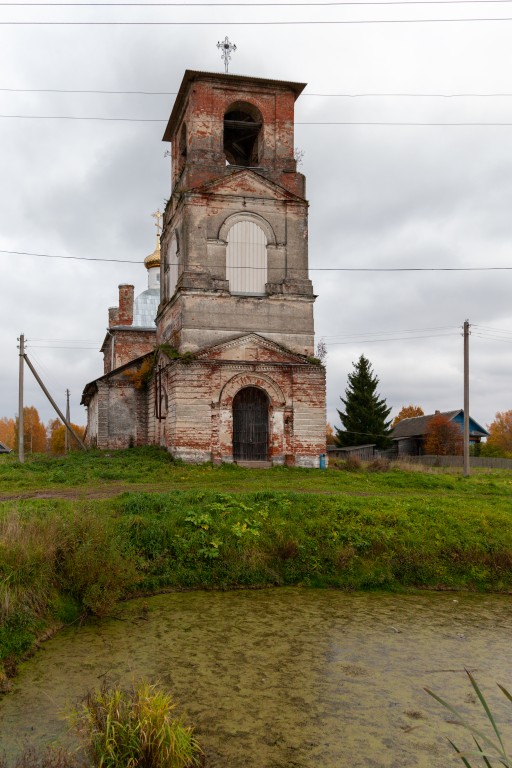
[18,333,24,463]
[23,353,87,451]
[65,389,70,453]
[463,319,470,477]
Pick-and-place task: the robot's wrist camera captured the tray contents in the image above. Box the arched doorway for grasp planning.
[232,387,269,461]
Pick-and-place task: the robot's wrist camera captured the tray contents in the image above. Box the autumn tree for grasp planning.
[47,418,86,454]
[0,417,15,449]
[392,405,424,427]
[335,355,392,449]
[485,410,512,457]
[14,406,48,454]
[424,412,463,456]
[326,423,337,446]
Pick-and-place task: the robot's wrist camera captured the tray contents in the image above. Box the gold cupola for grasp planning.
[144,234,161,271]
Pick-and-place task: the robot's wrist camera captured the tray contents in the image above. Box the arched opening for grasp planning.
[233,387,269,461]
[224,103,262,166]
[226,220,267,295]
[166,235,178,299]
[177,124,187,175]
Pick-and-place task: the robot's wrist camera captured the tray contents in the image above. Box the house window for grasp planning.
[226,221,267,295]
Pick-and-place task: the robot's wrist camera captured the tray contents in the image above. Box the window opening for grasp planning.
[224,109,261,166]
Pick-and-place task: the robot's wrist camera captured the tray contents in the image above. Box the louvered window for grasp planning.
[226,221,267,295]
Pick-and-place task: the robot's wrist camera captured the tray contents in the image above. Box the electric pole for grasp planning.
[65,389,70,453]
[463,319,470,477]
[18,333,24,463]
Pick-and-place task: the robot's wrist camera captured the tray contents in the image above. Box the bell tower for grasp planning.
[157,70,315,356]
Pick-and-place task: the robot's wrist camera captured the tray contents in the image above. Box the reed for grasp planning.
[426,670,512,766]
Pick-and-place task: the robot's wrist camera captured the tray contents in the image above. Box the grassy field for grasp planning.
[1,447,512,688]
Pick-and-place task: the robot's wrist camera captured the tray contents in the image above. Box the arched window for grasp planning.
[226,221,267,295]
[224,102,262,167]
[166,236,178,299]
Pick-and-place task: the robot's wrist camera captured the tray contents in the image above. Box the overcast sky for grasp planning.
[1,0,511,434]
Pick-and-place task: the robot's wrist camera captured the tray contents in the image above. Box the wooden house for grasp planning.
[392,410,489,456]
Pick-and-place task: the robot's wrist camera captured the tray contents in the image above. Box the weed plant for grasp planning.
[68,680,202,768]
[426,670,512,766]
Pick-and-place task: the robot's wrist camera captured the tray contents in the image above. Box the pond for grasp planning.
[1,589,511,767]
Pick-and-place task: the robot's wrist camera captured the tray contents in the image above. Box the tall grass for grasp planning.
[68,681,202,768]
[0,507,139,687]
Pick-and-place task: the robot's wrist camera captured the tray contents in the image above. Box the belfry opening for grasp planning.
[223,103,262,166]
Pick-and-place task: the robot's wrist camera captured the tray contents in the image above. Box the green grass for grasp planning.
[1,447,512,687]
[1,446,511,498]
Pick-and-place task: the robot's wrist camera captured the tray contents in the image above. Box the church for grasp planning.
[81,68,326,467]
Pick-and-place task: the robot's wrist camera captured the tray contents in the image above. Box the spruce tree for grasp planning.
[335,355,392,449]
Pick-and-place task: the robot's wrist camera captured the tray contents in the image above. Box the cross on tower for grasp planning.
[151,208,163,235]
[217,36,237,74]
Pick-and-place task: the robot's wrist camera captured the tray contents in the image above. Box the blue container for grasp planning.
[319,453,326,470]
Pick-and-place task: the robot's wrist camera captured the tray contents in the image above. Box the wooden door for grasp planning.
[233,387,269,461]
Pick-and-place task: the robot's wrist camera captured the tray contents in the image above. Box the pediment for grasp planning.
[193,169,304,202]
[195,333,309,364]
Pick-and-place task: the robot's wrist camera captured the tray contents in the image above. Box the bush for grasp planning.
[342,456,362,471]
[69,680,202,768]
[57,513,139,617]
[367,458,390,473]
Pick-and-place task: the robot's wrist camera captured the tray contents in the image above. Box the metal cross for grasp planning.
[217,36,237,74]
[151,208,163,235]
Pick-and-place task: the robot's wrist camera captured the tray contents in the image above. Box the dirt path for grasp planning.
[0,484,174,501]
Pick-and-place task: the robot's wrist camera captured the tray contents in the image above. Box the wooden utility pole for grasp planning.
[23,353,87,451]
[65,389,70,453]
[18,333,24,463]
[463,319,470,477]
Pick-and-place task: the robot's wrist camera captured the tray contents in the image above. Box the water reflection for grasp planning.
[1,589,511,767]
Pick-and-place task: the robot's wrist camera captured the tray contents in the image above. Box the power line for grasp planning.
[3,249,512,270]
[327,332,460,344]
[4,114,512,125]
[4,0,512,5]
[2,249,142,263]
[3,16,512,23]
[472,332,512,343]
[472,323,512,335]
[0,113,164,122]
[29,337,101,342]
[322,324,459,338]
[3,87,512,98]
